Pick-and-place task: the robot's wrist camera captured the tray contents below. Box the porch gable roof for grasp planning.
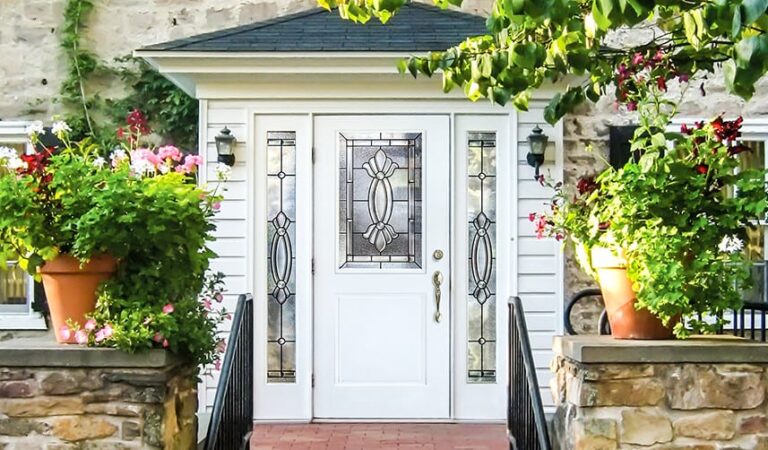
[139,3,487,53]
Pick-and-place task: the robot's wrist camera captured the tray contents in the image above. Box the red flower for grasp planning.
[536,174,545,186]
[680,123,691,135]
[728,144,751,156]
[631,52,644,66]
[626,102,637,112]
[598,221,610,231]
[528,212,536,222]
[576,176,598,196]
[710,115,743,142]
[125,109,150,136]
[695,164,708,174]
[656,76,667,92]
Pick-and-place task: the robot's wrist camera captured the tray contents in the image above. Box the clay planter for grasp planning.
[591,247,675,340]
[39,254,117,344]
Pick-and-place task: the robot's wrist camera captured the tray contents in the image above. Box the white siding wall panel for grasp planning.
[516,106,563,410]
[199,100,251,413]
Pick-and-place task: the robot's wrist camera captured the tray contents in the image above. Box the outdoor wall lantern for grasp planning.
[215,127,236,166]
[527,124,549,180]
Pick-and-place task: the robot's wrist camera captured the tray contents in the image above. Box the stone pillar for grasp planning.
[0,334,197,449]
[552,335,768,450]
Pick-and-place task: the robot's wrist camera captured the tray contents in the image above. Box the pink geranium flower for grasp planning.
[153,332,164,343]
[59,325,72,341]
[157,145,183,162]
[94,329,106,343]
[212,202,221,211]
[84,319,97,331]
[75,330,88,345]
[162,339,170,348]
[214,293,224,303]
[102,324,114,338]
[162,303,174,314]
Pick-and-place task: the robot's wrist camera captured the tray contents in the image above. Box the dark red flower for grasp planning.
[598,221,610,231]
[677,73,689,83]
[680,123,691,135]
[656,76,667,92]
[536,174,545,186]
[576,176,598,196]
[728,144,751,156]
[529,212,536,222]
[627,102,638,111]
[125,109,150,136]
[711,115,743,142]
[695,164,708,174]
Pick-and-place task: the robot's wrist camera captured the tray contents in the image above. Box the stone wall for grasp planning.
[0,358,197,449]
[0,0,493,121]
[552,336,768,450]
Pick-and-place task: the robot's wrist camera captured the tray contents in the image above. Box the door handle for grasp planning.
[433,270,444,323]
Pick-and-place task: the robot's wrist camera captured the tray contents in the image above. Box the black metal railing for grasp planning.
[205,294,254,450]
[725,301,768,341]
[564,288,768,340]
[508,296,551,450]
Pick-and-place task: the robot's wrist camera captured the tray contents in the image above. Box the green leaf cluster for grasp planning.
[0,134,225,367]
[320,0,768,123]
[539,87,768,337]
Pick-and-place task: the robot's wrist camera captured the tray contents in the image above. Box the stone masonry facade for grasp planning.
[552,356,768,449]
[0,365,197,449]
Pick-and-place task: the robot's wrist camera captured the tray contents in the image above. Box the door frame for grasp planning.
[250,100,519,422]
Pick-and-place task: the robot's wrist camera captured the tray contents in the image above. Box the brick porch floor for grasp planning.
[251,423,508,449]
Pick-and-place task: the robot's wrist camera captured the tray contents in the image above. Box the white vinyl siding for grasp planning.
[516,106,564,409]
[199,100,251,412]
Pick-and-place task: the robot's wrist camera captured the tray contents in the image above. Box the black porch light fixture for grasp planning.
[526,125,549,180]
[215,127,236,166]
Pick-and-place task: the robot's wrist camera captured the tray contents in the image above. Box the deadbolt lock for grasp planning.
[433,249,444,261]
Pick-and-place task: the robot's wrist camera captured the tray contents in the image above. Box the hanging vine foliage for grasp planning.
[58,0,198,151]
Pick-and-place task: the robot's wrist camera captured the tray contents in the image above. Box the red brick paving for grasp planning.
[251,423,508,450]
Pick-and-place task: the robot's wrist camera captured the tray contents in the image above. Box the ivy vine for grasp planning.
[58,0,198,151]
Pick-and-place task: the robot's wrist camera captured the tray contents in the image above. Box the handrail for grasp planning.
[205,294,254,450]
[508,296,551,450]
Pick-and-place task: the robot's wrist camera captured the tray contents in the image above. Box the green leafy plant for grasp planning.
[319,0,768,123]
[0,115,232,367]
[533,78,768,337]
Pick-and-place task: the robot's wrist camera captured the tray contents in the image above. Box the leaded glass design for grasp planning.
[467,132,497,383]
[267,131,296,383]
[338,133,423,269]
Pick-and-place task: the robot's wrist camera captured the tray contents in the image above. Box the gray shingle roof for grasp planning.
[140,3,487,52]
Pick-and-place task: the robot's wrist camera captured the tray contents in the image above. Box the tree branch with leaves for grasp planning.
[318,0,768,123]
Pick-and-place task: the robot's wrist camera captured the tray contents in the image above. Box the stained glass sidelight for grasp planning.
[338,132,423,269]
[267,131,297,383]
[467,132,497,383]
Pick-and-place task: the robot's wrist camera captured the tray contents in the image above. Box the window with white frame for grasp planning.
[0,121,46,329]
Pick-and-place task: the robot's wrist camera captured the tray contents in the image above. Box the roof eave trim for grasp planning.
[134,50,429,58]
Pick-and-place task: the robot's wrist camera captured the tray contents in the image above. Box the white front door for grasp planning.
[314,115,451,419]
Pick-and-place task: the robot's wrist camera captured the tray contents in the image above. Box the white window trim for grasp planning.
[0,120,47,330]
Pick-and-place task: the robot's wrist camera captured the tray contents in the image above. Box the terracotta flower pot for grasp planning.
[39,254,117,344]
[591,247,675,340]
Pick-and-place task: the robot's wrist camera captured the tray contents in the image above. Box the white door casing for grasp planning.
[313,115,451,419]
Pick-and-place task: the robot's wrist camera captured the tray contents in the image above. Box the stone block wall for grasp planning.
[0,0,493,121]
[0,365,197,449]
[552,336,768,450]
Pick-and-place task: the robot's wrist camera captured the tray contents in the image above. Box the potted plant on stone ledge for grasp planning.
[0,111,231,369]
[532,50,768,339]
